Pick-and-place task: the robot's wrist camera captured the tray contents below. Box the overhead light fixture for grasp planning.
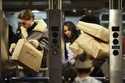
[32,10,40,13]
[73,9,77,13]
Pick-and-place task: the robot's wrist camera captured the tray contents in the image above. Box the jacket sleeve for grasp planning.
[27,31,48,51]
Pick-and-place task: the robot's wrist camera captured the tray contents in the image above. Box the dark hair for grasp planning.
[77,53,87,62]
[64,21,80,43]
[18,9,34,20]
[80,15,100,24]
[76,68,91,75]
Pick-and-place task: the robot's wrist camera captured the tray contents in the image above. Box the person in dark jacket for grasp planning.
[9,9,48,78]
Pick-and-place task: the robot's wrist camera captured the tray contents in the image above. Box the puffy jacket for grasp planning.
[11,20,48,67]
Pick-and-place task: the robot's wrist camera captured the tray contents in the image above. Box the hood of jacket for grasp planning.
[33,19,47,32]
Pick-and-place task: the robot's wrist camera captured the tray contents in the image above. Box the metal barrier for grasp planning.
[0,77,49,83]
[1,77,125,83]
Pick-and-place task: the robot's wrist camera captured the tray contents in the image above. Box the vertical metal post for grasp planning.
[0,0,2,79]
[0,0,9,81]
[0,0,2,10]
[109,0,123,83]
[48,0,63,83]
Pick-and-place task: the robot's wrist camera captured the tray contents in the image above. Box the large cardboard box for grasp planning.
[76,21,109,42]
[69,42,84,57]
[11,39,43,72]
[98,42,109,58]
[70,33,109,59]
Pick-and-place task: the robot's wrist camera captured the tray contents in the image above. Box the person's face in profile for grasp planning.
[64,25,72,38]
[19,18,33,29]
